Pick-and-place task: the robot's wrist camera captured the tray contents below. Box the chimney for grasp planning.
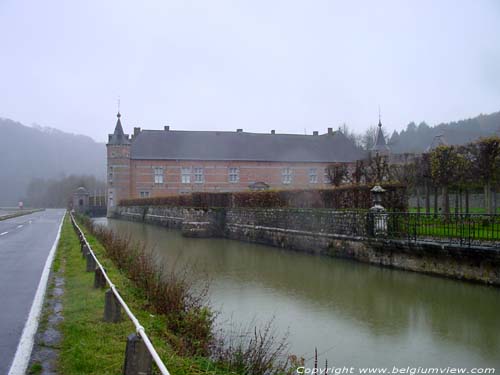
[236,129,243,133]
[313,131,318,136]
[328,127,333,135]
[271,130,275,134]
[164,125,170,131]
[133,127,141,137]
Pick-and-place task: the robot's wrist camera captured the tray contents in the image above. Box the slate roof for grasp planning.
[371,121,390,153]
[425,134,447,152]
[108,113,130,145]
[130,130,366,163]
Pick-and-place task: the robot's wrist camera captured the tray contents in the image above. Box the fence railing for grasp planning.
[376,212,500,247]
[69,212,170,375]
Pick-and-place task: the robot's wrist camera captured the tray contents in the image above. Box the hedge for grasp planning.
[119,184,407,211]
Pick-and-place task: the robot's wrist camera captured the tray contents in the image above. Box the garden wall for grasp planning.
[112,205,500,286]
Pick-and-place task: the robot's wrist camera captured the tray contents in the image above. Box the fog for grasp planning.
[1,0,499,141]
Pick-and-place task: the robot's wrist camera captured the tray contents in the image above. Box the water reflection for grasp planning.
[96,218,500,369]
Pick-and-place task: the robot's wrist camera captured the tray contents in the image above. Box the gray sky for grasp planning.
[1,0,499,142]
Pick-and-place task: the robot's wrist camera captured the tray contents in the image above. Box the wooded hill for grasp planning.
[388,111,500,153]
[0,118,106,205]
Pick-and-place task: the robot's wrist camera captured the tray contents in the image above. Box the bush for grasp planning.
[119,183,407,211]
[78,215,295,373]
[78,215,213,356]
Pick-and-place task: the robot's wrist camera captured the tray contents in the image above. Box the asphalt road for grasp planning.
[0,209,65,374]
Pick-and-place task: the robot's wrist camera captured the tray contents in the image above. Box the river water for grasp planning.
[95,218,500,370]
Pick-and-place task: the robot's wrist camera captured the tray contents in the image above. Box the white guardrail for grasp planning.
[70,213,171,375]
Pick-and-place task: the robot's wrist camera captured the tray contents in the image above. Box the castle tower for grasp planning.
[106,112,131,215]
[371,116,390,157]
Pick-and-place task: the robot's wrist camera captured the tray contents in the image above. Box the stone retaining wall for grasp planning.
[111,206,500,286]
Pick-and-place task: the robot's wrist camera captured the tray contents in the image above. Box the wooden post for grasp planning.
[104,289,121,322]
[123,333,152,375]
[94,267,106,289]
[86,252,96,272]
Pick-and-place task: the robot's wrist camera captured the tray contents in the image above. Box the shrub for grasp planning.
[119,183,407,211]
[78,215,213,356]
[78,215,295,372]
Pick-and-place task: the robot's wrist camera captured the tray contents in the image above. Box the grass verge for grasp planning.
[57,214,239,374]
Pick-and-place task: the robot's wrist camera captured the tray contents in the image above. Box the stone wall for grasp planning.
[112,205,500,286]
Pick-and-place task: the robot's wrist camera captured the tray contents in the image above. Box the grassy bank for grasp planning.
[56,214,238,374]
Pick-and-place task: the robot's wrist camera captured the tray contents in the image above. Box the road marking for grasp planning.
[17,225,23,229]
[8,212,65,375]
[0,231,8,236]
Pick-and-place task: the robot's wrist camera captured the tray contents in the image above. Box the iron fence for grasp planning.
[377,212,500,247]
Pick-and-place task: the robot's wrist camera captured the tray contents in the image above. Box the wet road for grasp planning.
[0,209,65,374]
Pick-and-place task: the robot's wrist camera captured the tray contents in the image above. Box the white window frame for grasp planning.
[324,168,332,184]
[282,167,292,184]
[309,168,318,184]
[193,167,204,183]
[140,191,150,198]
[228,167,240,183]
[181,167,191,184]
[153,167,164,184]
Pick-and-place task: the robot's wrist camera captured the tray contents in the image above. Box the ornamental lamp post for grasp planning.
[370,185,386,210]
[370,185,388,236]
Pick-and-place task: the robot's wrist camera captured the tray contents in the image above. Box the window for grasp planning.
[324,168,331,184]
[309,168,318,183]
[181,167,191,184]
[228,167,240,183]
[282,167,292,184]
[153,167,164,184]
[194,167,204,183]
[140,191,150,198]
[108,166,113,182]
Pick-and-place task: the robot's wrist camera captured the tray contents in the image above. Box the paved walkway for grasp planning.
[0,209,65,374]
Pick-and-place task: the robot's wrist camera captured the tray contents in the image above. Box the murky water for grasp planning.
[95,218,500,369]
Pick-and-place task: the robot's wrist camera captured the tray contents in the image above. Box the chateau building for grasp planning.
[106,112,366,209]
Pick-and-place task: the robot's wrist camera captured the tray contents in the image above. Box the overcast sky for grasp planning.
[1,0,499,142]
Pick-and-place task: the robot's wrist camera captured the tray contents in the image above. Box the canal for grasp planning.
[96,218,500,369]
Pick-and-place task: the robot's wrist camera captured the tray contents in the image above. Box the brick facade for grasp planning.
[106,113,364,210]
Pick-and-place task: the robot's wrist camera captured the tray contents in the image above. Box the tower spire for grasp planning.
[117,97,121,118]
[371,107,390,155]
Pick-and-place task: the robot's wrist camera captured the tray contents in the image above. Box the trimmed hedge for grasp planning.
[119,184,407,211]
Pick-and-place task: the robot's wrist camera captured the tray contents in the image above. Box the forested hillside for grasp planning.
[0,118,106,205]
[388,111,500,153]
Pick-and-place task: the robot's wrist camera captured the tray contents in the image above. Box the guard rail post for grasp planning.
[70,213,171,375]
[123,333,153,375]
[104,289,122,322]
[86,252,96,272]
[94,267,106,289]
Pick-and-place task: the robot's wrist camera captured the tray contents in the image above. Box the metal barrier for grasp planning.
[69,213,171,375]
[381,212,500,247]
